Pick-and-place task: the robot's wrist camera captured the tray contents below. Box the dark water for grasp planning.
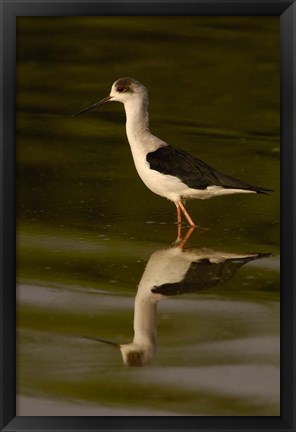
[16,17,280,416]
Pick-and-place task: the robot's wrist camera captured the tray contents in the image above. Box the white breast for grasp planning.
[129,142,187,201]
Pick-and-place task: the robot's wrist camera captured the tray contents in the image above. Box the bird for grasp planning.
[72,77,273,227]
[83,238,270,367]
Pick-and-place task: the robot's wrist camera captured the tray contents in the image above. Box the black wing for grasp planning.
[146,146,272,193]
[151,254,270,296]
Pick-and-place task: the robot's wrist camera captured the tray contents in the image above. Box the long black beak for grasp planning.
[72,95,112,118]
[82,335,121,348]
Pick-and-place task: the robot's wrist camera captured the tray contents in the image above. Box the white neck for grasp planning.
[123,97,167,161]
[124,97,150,143]
[119,283,159,366]
[132,288,158,347]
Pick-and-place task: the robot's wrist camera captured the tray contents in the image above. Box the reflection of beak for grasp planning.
[72,95,112,117]
[82,335,120,348]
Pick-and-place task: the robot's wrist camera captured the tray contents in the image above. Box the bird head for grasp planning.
[109,77,148,104]
[84,336,155,367]
[72,77,147,117]
[119,342,155,367]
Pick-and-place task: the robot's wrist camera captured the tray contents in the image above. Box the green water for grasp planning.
[16,17,280,416]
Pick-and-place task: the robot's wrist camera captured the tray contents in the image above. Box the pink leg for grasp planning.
[175,203,182,242]
[178,201,197,227]
[177,223,182,242]
[176,202,182,224]
[178,226,196,249]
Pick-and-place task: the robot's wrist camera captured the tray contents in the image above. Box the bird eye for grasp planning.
[117,86,125,93]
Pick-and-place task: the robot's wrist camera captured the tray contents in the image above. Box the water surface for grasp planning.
[16,16,280,416]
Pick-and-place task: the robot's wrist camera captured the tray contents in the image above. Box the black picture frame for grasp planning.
[0,1,295,431]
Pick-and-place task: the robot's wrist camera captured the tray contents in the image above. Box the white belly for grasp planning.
[132,154,255,202]
[126,131,255,202]
[133,155,186,201]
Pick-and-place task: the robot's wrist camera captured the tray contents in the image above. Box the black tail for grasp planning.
[213,169,274,194]
[255,187,274,195]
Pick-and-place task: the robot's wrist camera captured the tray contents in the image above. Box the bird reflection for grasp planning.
[88,229,269,367]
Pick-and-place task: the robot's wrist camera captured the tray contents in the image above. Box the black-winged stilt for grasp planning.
[73,77,272,227]
[83,240,270,367]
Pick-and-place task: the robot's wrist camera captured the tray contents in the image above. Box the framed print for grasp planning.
[0,0,295,431]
